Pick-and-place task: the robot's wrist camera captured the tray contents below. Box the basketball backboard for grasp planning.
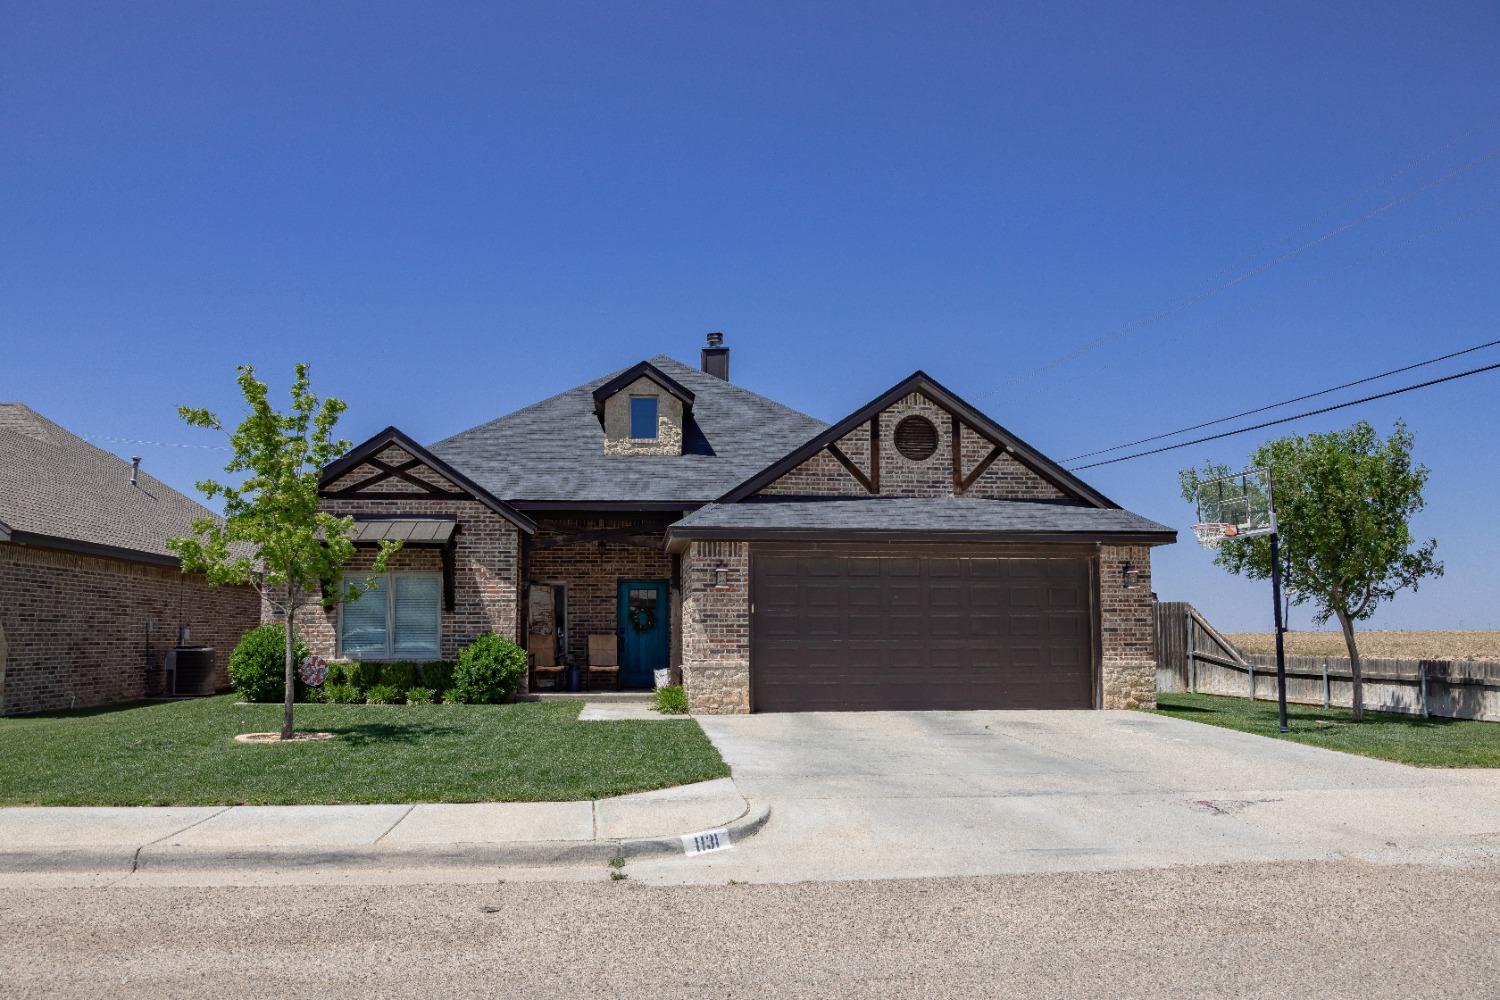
[1192,467,1274,547]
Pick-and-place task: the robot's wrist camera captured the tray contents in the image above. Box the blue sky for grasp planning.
[4,1,1498,631]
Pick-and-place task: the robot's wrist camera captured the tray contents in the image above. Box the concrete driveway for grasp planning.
[632,709,1500,884]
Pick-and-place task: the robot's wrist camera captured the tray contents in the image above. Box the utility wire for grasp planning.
[85,434,230,451]
[1063,336,1500,462]
[989,143,1500,393]
[1069,360,1500,470]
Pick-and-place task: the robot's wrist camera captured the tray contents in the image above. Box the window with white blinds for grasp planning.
[338,573,442,659]
[393,574,441,656]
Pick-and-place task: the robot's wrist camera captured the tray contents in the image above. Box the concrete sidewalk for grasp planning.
[0,778,766,878]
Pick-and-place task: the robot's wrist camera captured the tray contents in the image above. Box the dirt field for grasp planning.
[1225,630,1500,661]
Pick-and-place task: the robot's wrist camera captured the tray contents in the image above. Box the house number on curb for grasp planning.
[681,828,732,855]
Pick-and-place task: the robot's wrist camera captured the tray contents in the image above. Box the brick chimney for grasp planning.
[701,331,730,381]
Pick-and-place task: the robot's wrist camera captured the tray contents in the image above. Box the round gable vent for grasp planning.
[893,415,939,461]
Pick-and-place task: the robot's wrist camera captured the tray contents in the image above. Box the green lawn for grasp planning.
[0,696,730,806]
[1151,693,1500,768]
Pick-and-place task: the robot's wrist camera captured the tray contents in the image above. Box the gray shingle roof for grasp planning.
[0,404,221,562]
[668,497,1175,542]
[429,355,829,503]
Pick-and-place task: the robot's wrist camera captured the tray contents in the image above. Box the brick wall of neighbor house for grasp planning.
[265,497,522,663]
[601,376,684,456]
[1099,544,1156,709]
[0,543,259,715]
[527,517,677,668]
[758,392,1070,501]
[681,540,750,714]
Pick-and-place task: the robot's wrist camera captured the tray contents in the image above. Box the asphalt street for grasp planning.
[3,861,1497,998]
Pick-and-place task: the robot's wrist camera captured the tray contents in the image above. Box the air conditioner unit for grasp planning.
[166,646,216,696]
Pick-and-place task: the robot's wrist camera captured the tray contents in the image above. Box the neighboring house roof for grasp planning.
[666,497,1174,549]
[430,355,829,505]
[715,370,1120,509]
[590,361,696,417]
[320,426,537,533]
[0,403,219,566]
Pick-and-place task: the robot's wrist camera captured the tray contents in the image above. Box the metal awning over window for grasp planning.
[349,518,459,546]
[347,518,460,611]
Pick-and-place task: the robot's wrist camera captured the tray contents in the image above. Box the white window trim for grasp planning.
[337,571,443,661]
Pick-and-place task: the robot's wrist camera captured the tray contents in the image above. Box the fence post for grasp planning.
[1420,662,1429,719]
[1249,661,1255,702]
[1322,659,1330,708]
[1187,616,1197,693]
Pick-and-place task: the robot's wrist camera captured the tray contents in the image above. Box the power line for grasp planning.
[1063,336,1500,462]
[988,142,1500,393]
[85,434,229,451]
[1069,359,1500,470]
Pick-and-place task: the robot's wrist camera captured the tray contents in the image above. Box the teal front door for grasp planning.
[618,579,669,689]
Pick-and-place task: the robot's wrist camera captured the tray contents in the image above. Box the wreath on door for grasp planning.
[628,606,657,632]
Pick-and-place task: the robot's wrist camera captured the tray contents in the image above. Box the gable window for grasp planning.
[629,396,659,439]
[339,572,442,660]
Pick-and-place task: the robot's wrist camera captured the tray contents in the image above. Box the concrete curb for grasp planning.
[619,801,773,859]
[0,803,773,874]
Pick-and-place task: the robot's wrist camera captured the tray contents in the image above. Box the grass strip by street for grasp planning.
[0,695,729,806]
[1150,692,1500,768]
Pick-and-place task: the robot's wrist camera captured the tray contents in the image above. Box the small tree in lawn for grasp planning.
[169,364,398,740]
[1180,420,1441,721]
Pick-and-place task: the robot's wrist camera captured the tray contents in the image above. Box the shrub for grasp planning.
[448,633,528,704]
[325,661,355,687]
[381,661,418,689]
[299,686,325,704]
[420,660,456,692]
[323,683,362,704]
[654,685,689,715]
[405,686,436,705]
[350,661,384,691]
[227,624,309,703]
[365,684,404,705]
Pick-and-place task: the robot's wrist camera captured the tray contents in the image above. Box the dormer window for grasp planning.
[630,397,659,440]
[592,360,694,456]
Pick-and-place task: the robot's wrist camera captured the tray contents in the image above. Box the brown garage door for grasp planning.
[751,552,1094,712]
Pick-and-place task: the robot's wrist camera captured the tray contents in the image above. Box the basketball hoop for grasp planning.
[1192,522,1239,548]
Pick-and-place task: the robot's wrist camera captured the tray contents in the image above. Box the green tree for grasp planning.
[1180,421,1441,721]
[169,364,399,739]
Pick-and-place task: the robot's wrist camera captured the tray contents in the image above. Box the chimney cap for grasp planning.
[706,331,724,348]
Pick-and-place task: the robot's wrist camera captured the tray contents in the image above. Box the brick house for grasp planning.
[288,334,1175,714]
[0,405,261,715]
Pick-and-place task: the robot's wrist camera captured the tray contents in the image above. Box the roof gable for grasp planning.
[716,371,1119,508]
[320,426,537,533]
[590,361,695,417]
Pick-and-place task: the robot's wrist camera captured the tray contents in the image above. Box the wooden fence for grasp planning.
[1154,602,1500,723]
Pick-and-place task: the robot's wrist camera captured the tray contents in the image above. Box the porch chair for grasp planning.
[527,634,567,692]
[586,633,621,691]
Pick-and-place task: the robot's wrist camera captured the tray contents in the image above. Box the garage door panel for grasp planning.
[752,552,1093,712]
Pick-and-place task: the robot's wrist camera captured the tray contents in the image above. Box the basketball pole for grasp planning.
[1267,480,1290,733]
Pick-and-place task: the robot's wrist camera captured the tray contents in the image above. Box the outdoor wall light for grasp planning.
[1122,561,1139,589]
[713,563,729,587]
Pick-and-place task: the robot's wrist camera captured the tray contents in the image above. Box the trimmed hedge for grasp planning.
[228,625,309,703]
[448,634,527,704]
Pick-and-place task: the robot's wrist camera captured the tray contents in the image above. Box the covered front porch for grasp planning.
[521,512,683,692]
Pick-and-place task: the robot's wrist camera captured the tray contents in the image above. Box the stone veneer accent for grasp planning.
[681,540,750,714]
[1,542,260,715]
[758,392,1069,501]
[1099,544,1156,709]
[600,376,685,456]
